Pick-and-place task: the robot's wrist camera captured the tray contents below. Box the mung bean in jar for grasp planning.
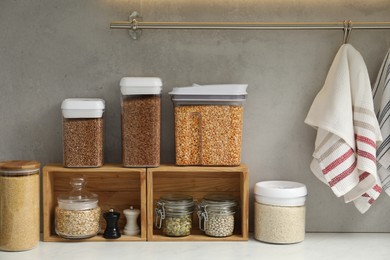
[197,194,237,237]
[155,194,195,237]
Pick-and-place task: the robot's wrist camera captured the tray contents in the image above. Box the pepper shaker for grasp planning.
[123,206,140,236]
[103,208,121,239]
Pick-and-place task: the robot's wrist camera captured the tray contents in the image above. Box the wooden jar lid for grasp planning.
[0,160,40,170]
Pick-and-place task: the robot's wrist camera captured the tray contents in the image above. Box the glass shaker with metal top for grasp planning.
[197,194,238,237]
[155,194,195,237]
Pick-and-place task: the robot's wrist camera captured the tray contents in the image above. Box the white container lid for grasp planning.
[169,84,248,96]
[120,77,162,95]
[61,98,105,119]
[254,181,307,207]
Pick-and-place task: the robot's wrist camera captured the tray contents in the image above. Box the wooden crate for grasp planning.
[147,164,248,241]
[42,164,146,242]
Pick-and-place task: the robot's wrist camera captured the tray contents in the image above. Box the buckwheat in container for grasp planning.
[169,84,247,166]
[61,98,105,167]
[120,77,162,167]
[0,160,40,251]
[254,181,307,244]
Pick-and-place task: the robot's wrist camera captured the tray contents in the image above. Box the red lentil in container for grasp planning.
[120,77,162,167]
[169,84,248,166]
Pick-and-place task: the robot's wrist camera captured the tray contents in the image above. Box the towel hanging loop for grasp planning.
[343,20,352,44]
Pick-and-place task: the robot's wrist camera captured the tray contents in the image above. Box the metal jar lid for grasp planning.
[0,160,40,176]
[200,194,238,213]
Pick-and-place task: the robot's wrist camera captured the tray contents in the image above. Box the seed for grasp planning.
[63,118,104,167]
[205,214,235,237]
[254,202,305,244]
[174,105,243,166]
[162,214,192,237]
[0,174,39,251]
[122,95,160,167]
[55,207,101,239]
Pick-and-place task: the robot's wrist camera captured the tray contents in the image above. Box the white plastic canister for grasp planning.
[254,181,307,244]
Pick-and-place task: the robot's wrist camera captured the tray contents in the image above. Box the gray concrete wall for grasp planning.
[1,0,390,232]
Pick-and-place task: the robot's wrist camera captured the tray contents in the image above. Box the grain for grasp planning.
[162,214,192,237]
[0,174,39,251]
[63,118,103,167]
[55,207,101,239]
[122,95,161,167]
[254,202,305,244]
[174,105,243,166]
[205,214,235,237]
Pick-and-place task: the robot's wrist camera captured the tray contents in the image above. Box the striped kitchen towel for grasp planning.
[373,48,390,195]
[305,44,383,213]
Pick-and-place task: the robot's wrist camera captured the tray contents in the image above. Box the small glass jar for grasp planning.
[197,194,237,237]
[0,160,40,251]
[155,194,195,237]
[55,177,101,239]
[254,181,307,244]
[120,77,162,167]
[61,98,105,168]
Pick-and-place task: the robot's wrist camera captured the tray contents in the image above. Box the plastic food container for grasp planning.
[254,181,307,244]
[55,177,101,239]
[197,194,237,237]
[169,84,247,166]
[0,160,40,251]
[155,194,195,237]
[61,98,105,167]
[120,77,162,167]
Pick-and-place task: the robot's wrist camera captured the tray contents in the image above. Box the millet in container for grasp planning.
[0,160,40,251]
[197,194,238,237]
[169,84,247,166]
[254,181,307,244]
[61,98,105,167]
[155,194,195,237]
[120,77,162,167]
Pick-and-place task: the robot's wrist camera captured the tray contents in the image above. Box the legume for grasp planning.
[205,214,235,237]
[174,105,243,166]
[162,214,192,237]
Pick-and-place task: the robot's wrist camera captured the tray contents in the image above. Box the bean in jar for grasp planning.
[198,194,237,237]
[155,194,195,237]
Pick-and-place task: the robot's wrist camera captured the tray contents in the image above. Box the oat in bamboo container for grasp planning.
[55,177,101,239]
[61,98,105,167]
[254,181,307,244]
[0,160,40,251]
[120,77,162,167]
[169,84,248,166]
[155,194,195,237]
[197,194,238,237]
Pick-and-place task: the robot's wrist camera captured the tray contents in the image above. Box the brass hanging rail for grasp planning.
[110,11,390,39]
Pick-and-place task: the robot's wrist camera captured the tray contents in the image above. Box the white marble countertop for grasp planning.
[1,233,389,260]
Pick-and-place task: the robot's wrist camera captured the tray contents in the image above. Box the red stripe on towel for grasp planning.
[359,172,369,182]
[328,161,357,187]
[357,150,376,163]
[373,185,382,193]
[322,149,354,175]
[368,198,375,205]
[355,135,376,149]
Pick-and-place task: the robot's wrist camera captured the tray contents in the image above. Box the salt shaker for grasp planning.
[123,206,140,236]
